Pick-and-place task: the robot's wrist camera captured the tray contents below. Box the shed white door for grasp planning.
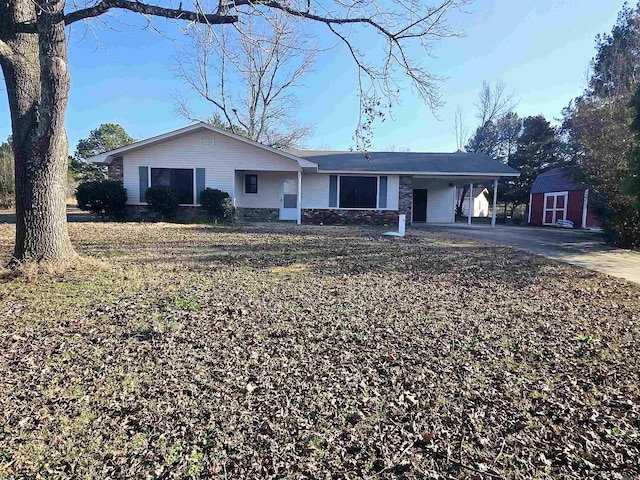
[280,178,298,220]
[543,192,568,225]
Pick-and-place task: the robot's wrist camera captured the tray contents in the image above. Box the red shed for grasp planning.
[528,168,601,229]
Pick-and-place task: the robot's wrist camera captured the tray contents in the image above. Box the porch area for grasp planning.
[233,170,302,223]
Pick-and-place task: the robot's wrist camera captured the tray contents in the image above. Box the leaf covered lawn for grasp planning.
[0,223,638,479]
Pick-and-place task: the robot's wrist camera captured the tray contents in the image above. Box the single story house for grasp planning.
[528,167,601,228]
[455,186,490,217]
[89,123,519,225]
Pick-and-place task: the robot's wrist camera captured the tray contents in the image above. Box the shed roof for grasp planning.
[291,151,520,176]
[531,167,584,194]
[455,186,489,198]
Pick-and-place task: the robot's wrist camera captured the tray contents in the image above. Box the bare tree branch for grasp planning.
[175,9,314,148]
[220,0,397,37]
[453,105,469,152]
[63,0,237,26]
[475,79,518,125]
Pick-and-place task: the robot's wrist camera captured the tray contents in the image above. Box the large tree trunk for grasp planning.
[456,185,468,216]
[0,0,77,265]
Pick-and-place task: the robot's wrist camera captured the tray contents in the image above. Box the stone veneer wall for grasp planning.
[399,176,413,220]
[107,156,123,181]
[302,209,398,225]
[125,205,212,223]
[236,207,280,223]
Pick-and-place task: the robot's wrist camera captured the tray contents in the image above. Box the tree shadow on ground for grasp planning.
[0,206,96,224]
[79,224,595,290]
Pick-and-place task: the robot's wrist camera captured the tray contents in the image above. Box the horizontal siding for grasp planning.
[461,196,489,217]
[122,130,300,205]
[301,174,399,209]
[302,174,331,209]
[235,171,296,209]
[386,176,400,210]
[427,186,455,223]
[411,178,455,223]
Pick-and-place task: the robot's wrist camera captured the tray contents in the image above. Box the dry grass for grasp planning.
[0,222,638,479]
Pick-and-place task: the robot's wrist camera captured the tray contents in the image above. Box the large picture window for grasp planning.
[339,176,377,209]
[151,168,194,204]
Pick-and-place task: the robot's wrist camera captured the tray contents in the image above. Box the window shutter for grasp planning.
[379,176,388,209]
[139,166,148,203]
[329,175,338,208]
[196,168,206,204]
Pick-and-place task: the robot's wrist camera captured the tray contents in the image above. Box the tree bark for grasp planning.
[0,0,77,265]
[0,0,465,266]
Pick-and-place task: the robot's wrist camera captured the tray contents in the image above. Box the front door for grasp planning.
[280,178,298,220]
[413,189,428,222]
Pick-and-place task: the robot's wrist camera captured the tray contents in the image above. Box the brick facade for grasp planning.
[107,156,123,181]
[399,176,413,220]
[302,209,398,225]
[235,207,280,223]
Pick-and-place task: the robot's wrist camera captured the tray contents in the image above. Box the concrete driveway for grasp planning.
[427,224,640,285]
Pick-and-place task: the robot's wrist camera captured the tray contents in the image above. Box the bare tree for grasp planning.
[0,0,470,266]
[457,80,517,215]
[175,9,313,149]
[475,79,517,126]
[452,105,468,152]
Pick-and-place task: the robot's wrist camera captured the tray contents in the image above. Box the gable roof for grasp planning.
[455,186,490,198]
[291,150,520,176]
[531,167,584,194]
[86,122,319,171]
[87,123,520,178]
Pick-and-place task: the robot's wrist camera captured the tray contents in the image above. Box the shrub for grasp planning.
[76,180,127,219]
[145,185,180,219]
[199,188,234,221]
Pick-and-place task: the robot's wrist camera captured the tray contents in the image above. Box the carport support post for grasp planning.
[467,183,473,225]
[491,179,498,228]
[297,170,302,225]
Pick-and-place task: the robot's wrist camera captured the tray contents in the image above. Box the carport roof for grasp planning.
[290,150,520,176]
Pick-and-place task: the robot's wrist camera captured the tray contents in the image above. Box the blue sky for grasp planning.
[0,0,623,154]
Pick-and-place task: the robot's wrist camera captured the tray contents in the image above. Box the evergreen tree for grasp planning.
[504,116,562,211]
[562,2,640,247]
[70,124,136,183]
[0,138,14,208]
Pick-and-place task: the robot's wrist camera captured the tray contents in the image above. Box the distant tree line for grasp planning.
[562,1,640,248]
[458,81,564,220]
[458,2,640,248]
[0,138,13,209]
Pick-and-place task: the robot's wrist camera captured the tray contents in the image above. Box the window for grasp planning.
[339,176,377,208]
[245,174,258,194]
[150,168,194,204]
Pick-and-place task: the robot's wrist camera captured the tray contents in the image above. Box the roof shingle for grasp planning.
[291,151,519,176]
